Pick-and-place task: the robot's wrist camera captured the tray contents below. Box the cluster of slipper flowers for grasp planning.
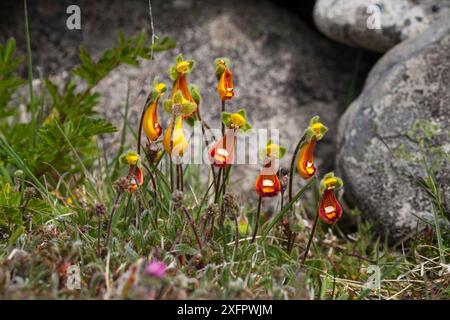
[115,53,344,259]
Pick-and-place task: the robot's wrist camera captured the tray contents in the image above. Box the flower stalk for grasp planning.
[301,173,343,266]
[251,196,262,243]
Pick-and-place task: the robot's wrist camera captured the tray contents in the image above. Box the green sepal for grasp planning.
[214,57,231,80]
[221,112,232,127]
[163,99,173,113]
[175,53,183,64]
[168,65,178,81]
[184,115,196,127]
[305,115,328,142]
[278,146,286,159]
[236,108,246,119]
[180,101,197,117]
[173,90,183,105]
[150,78,167,101]
[319,172,344,193]
[189,84,202,105]
[240,122,252,133]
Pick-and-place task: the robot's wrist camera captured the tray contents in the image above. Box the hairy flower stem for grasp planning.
[221,100,225,136]
[219,167,231,227]
[105,192,122,256]
[301,209,320,267]
[288,134,306,205]
[214,99,226,203]
[169,112,176,192]
[286,134,306,253]
[180,164,184,192]
[181,206,203,250]
[251,196,262,243]
[195,109,219,197]
[215,168,222,203]
[176,164,180,190]
[137,92,152,154]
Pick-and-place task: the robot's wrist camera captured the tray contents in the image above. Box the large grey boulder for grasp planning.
[336,17,450,239]
[314,0,450,52]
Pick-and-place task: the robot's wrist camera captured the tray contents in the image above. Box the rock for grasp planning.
[336,16,450,239]
[2,0,377,198]
[313,0,450,52]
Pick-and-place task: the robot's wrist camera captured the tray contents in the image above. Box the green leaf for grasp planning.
[8,225,24,246]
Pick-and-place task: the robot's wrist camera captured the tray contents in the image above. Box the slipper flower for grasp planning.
[166,54,197,118]
[209,130,236,168]
[255,171,281,198]
[297,116,328,180]
[209,109,252,167]
[143,82,166,141]
[297,137,317,179]
[127,165,143,193]
[318,173,343,224]
[163,116,189,157]
[120,151,144,193]
[255,141,286,198]
[215,58,234,101]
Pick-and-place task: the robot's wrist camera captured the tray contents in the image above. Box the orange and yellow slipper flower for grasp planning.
[255,173,281,198]
[167,54,197,118]
[163,116,189,157]
[318,173,343,224]
[215,57,234,101]
[296,116,328,179]
[143,82,166,141]
[127,165,143,193]
[255,141,285,198]
[209,130,236,168]
[297,138,317,179]
[209,109,252,168]
[120,150,144,193]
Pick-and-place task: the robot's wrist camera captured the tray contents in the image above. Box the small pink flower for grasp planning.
[145,261,166,278]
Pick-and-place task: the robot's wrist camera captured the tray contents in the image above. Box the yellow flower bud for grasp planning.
[155,82,166,93]
[324,177,338,189]
[176,61,190,74]
[125,152,139,166]
[230,113,246,128]
[266,143,280,158]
